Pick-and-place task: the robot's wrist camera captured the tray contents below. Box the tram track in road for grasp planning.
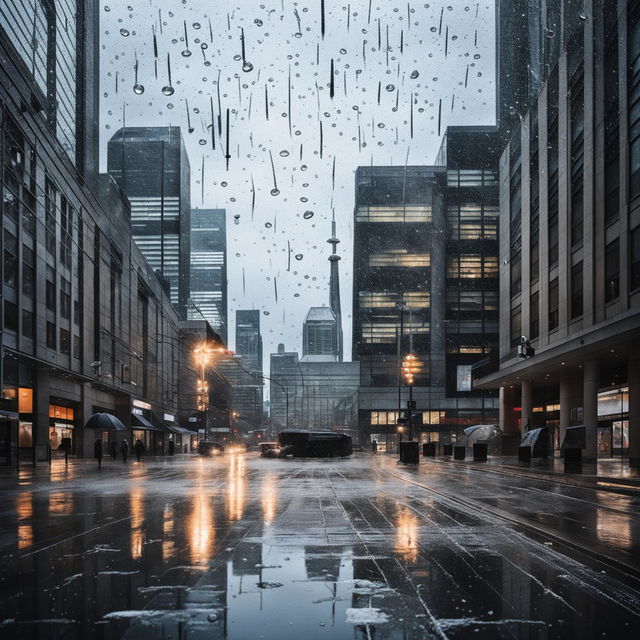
[377,463,640,587]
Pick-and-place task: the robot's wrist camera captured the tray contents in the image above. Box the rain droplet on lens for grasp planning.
[182,49,192,57]
[385,84,395,91]
[295,254,303,260]
[162,86,174,96]
[410,70,419,79]
[120,28,130,37]
[270,188,280,196]
[263,310,270,315]
[133,83,145,95]
[242,61,254,72]
[279,150,289,157]
[303,210,314,219]
[265,222,273,228]
[198,139,207,145]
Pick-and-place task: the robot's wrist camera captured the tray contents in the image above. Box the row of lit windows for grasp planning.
[370,411,446,425]
[369,250,430,268]
[447,169,498,188]
[447,255,499,278]
[359,291,430,309]
[356,205,432,223]
[360,322,430,343]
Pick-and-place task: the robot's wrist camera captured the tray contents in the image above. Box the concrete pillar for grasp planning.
[521,380,533,431]
[559,376,582,451]
[583,359,599,461]
[629,359,640,467]
[500,386,518,434]
[430,186,446,388]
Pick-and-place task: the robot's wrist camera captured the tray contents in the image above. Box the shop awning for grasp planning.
[85,413,127,432]
[165,424,198,435]
[131,413,164,432]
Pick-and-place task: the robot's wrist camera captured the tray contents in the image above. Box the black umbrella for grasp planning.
[85,413,127,432]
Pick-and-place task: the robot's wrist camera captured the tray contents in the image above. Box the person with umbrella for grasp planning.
[120,438,129,463]
[94,438,103,469]
[134,438,144,462]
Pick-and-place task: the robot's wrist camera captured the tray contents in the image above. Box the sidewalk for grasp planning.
[430,453,640,494]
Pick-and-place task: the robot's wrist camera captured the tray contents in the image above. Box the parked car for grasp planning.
[260,442,280,458]
[197,441,225,456]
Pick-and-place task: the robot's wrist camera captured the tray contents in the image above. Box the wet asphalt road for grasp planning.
[1,452,640,639]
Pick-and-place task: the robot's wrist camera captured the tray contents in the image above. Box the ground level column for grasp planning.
[583,360,599,461]
[629,358,640,467]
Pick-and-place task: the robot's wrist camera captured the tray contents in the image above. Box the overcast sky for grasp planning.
[99,0,496,373]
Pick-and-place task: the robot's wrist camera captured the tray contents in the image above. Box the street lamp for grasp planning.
[401,353,422,441]
[193,342,230,440]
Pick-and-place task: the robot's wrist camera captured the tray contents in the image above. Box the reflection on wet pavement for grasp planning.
[0,453,639,638]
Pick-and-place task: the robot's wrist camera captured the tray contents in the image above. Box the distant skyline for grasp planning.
[99,1,497,371]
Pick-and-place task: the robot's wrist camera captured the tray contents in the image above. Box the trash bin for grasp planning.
[564,447,582,473]
[518,445,531,463]
[399,441,420,464]
[443,444,453,456]
[473,443,488,462]
[423,442,437,457]
[453,445,466,460]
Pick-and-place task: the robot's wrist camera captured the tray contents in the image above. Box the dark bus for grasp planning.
[277,430,353,458]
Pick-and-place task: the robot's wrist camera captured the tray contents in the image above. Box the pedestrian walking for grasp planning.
[120,439,129,463]
[110,440,117,461]
[134,438,144,462]
[94,438,103,469]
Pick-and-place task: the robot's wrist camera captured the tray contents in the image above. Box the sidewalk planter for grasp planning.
[453,445,466,460]
[443,444,453,456]
[473,443,488,462]
[423,442,438,457]
[399,441,420,464]
[518,445,532,463]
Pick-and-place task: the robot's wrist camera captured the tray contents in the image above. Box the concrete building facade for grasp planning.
[476,0,640,464]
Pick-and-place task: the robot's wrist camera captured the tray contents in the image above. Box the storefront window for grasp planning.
[19,422,32,447]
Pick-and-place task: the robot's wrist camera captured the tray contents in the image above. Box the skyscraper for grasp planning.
[302,307,338,361]
[107,126,191,316]
[235,310,263,374]
[352,127,500,450]
[190,208,227,342]
[0,0,100,188]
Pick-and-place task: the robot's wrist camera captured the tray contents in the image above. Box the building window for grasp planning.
[631,226,640,291]
[73,335,80,359]
[22,309,34,339]
[60,198,73,269]
[510,305,522,348]
[3,229,18,287]
[549,278,559,331]
[60,329,71,355]
[530,216,540,284]
[4,301,18,332]
[605,238,620,302]
[447,255,498,278]
[356,205,431,223]
[60,277,71,319]
[569,42,584,247]
[22,245,34,297]
[629,4,640,199]
[370,411,399,425]
[530,291,539,340]
[571,262,583,319]
[45,178,57,255]
[510,250,522,297]
[369,250,430,268]
[456,365,472,392]
[46,322,56,349]
[605,17,620,222]
[46,279,56,312]
[548,214,559,267]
